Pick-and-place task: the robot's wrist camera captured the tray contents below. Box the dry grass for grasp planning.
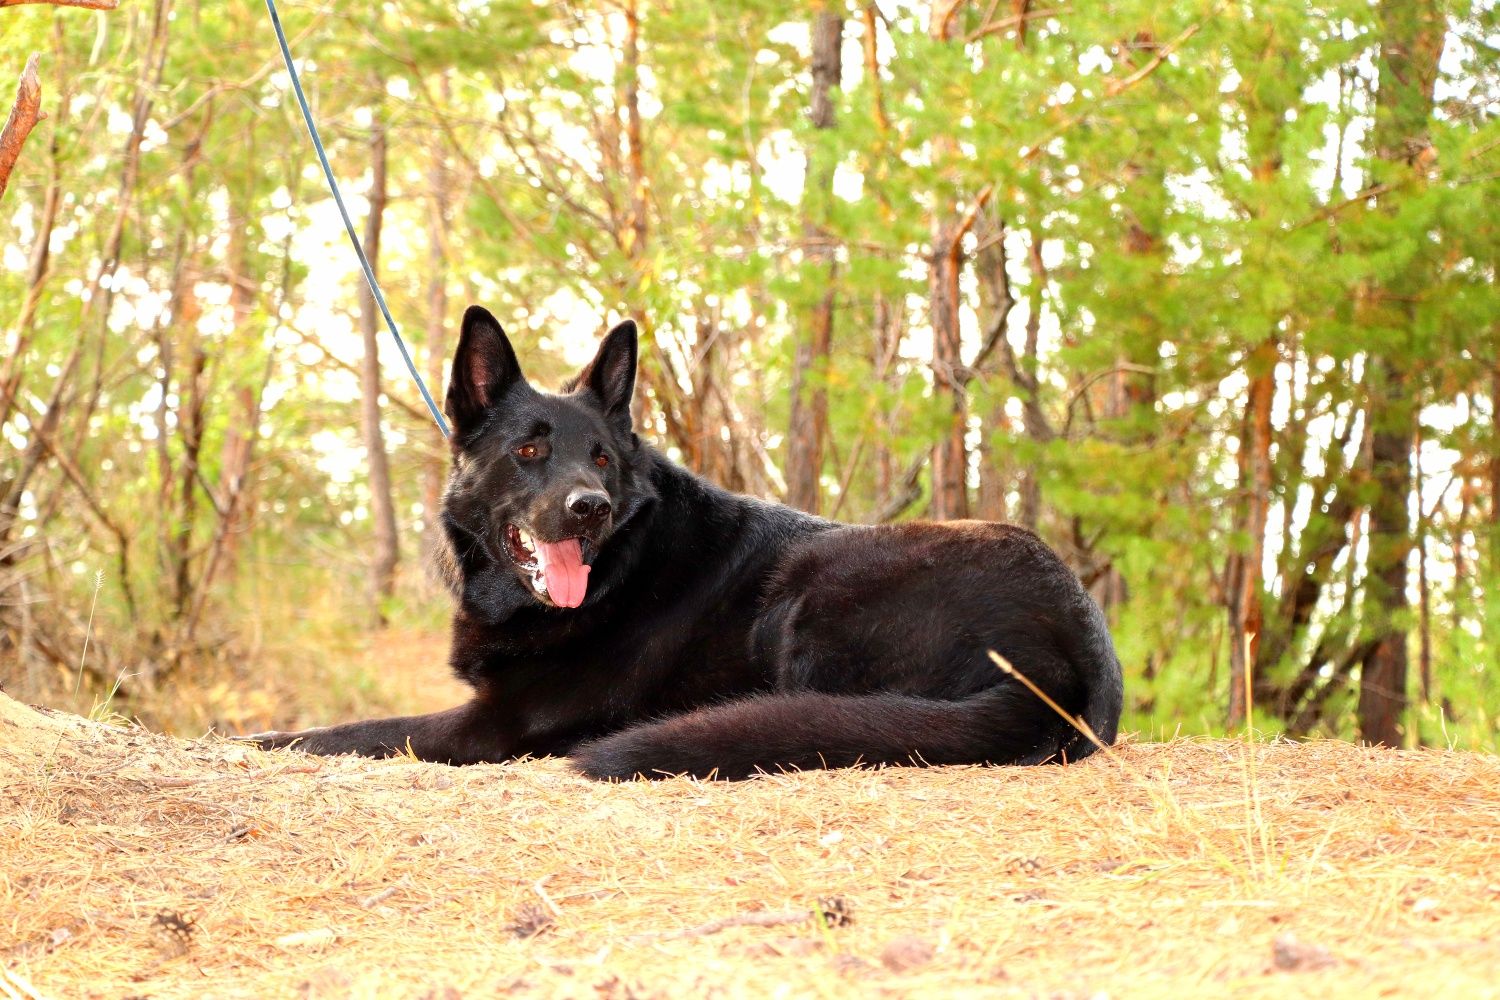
[8,622,468,745]
[2,692,1498,1000]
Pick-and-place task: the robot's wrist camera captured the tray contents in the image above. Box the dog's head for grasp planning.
[438,305,655,615]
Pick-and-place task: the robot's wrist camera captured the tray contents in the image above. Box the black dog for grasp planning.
[249,306,1124,778]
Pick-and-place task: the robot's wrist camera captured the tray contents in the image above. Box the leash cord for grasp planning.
[263,0,451,438]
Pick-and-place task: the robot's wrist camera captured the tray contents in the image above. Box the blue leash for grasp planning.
[263,0,451,438]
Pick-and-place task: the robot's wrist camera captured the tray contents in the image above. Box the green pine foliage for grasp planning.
[1,0,1496,748]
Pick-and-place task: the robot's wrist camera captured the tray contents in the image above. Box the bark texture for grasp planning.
[0,54,42,202]
[359,120,400,622]
[1358,0,1442,747]
[785,6,843,514]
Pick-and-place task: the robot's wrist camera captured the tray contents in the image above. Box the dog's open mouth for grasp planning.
[504,524,596,608]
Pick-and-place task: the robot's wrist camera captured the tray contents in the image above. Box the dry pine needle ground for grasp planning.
[2,692,1498,999]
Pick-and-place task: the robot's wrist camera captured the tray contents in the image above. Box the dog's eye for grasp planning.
[594,454,609,468]
[515,444,540,460]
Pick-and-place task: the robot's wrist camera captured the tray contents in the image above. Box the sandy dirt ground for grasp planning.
[2,691,1498,999]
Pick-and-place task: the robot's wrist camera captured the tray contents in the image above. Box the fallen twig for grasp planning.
[358,882,406,909]
[634,909,811,942]
[150,762,322,787]
[531,877,565,920]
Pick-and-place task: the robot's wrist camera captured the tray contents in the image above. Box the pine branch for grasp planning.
[965,6,1067,44]
[1022,8,1218,162]
[1101,18,1206,97]
[950,184,995,250]
[874,455,928,523]
[0,0,118,8]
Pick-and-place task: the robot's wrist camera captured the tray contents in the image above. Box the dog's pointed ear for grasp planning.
[447,306,524,435]
[577,319,638,426]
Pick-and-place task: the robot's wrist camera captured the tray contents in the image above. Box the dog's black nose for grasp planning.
[567,490,611,521]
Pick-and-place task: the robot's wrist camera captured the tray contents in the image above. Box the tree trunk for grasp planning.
[929,211,969,521]
[1228,338,1275,726]
[924,6,986,522]
[1414,427,1432,711]
[860,4,901,520]
[972,215,1016,523]
[1490,363,1500,580]
[214,153,260,579]
[1014,230,1049,531]
[360,119,399,623]
[871,291,903,513]
[423,92,453,550]
[785,5,843,514]
[1085,29,1167,614]
[615,0,689,462]
[1360,357,1414,746]
[1357,0,1442,747]
[622,0,648,267]
[974,398,1009,522]
[1227,123,1285,726]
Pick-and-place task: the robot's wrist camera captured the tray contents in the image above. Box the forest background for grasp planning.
[1,0,1497,751]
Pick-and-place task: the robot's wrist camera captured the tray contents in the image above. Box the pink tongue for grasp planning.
[535,538,590,608]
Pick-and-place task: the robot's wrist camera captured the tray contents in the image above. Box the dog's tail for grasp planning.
[572,680,1111,781]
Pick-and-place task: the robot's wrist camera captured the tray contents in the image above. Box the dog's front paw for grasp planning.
[230,723,412,759]
[234,729,321,753]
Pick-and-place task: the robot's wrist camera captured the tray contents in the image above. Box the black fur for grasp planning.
[247,306,1124,779]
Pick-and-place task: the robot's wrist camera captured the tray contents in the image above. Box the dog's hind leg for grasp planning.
[240,699,513,765]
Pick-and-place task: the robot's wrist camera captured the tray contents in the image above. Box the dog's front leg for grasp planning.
[239,699,514,765]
